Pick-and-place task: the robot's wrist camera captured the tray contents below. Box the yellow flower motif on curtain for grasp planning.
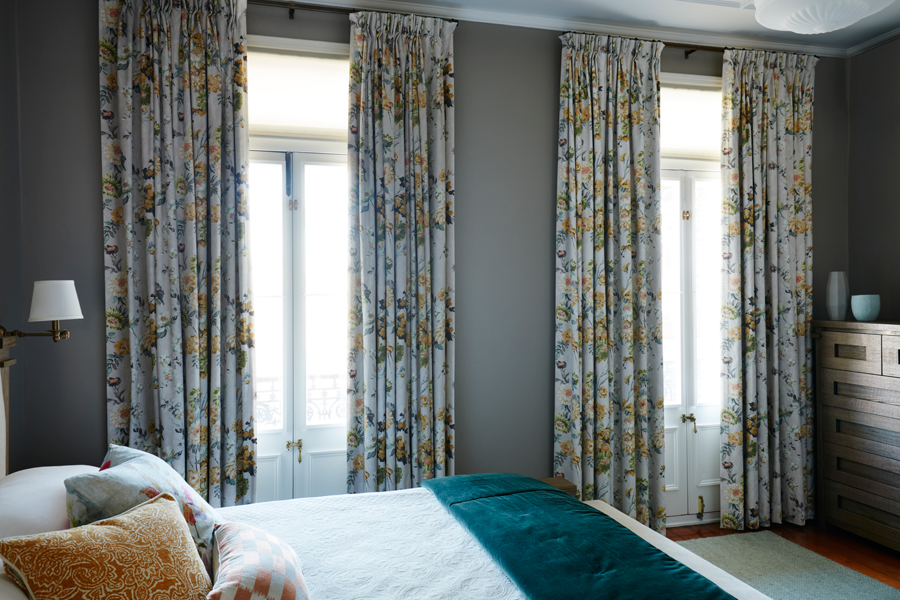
[114,338,130,356]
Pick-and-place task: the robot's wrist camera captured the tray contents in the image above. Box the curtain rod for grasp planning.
[246,0,458,22]
[665,41,819,59]
[564,36,819,59]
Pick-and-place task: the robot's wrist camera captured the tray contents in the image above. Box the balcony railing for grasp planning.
[255,373,346,431]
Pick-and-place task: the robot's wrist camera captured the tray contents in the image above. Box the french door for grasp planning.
[249,150,348,502]
[661,165,723,526]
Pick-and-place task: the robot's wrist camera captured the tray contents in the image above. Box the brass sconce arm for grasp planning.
[0,320,71,343]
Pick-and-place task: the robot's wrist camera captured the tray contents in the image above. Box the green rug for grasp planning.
[677,531,900,600]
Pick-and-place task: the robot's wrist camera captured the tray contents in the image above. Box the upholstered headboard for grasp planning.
[0,335,15,478]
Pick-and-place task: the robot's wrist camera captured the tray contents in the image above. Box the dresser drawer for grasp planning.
[820,331,882,375]
[823,443,900,501]
[818,368,900,417]
[883,336,900,377]
[823,480,900,552]
[821,405,900,461]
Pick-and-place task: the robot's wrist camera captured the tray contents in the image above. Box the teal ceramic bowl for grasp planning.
[851,295,880,322]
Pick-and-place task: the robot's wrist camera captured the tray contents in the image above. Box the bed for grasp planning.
[0,467,770,600]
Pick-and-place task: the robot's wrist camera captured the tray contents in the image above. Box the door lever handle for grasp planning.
[681,413,697,434]
[286,439,303,463]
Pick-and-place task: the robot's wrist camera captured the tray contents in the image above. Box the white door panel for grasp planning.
[255,455,283,504]
[664,425,687,517]
[307,450,348,498]
[290,154,348,499]
[662,165,722,524]
[249,153,294,502]
[250,151,348,502]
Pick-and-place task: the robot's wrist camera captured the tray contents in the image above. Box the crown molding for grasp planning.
[286,0,850,57]
[846,24,900,56]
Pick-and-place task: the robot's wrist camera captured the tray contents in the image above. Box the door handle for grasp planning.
[286,439,303,463]
[681,413,697,434]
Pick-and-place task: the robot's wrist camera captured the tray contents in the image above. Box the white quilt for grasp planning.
[218,488,771,600]
[217,488,525,600]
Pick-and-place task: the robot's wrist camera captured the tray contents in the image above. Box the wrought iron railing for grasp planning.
[255,374,346,431]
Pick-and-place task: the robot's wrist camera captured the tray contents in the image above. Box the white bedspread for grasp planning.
[218,488,524,600]
[219,488,771,600]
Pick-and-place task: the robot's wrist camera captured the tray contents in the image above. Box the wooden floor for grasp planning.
[667,522,900,590]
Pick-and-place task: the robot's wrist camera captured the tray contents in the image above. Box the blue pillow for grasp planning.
[64,445,222,574]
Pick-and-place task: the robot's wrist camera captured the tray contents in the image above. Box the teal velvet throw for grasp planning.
[424,474,735,600]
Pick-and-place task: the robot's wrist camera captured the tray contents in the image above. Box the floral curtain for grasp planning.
[346,12,456,493]
[553,34,666,532]
[100,0,256,506]
[720,49,817,530]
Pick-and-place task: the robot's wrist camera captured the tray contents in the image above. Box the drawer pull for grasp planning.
[836,495,900,530]
[835,343,867,361]
[835,455,900,490]
[835,418,900,448]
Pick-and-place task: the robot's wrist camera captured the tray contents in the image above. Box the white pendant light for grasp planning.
[755,0,896,34]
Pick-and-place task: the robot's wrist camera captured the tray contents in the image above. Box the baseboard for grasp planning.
[668,512,721,528]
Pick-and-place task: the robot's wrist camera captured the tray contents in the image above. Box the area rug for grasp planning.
[677,531,900,599]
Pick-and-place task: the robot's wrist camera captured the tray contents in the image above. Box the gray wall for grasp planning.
[453,23,561,477]
[0,0,24,466]
[849,41,900,319]
[6,2,852,478]
[11,0,106,470]
[813,57,850,320]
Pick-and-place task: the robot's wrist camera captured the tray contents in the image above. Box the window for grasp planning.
[660,76,721,160]
[247,40,350,140]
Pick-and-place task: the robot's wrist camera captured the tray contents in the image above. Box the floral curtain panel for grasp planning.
[100,0,256,506]
[553,34,666,532]
[346,12,456,492]
[720,49,817,530]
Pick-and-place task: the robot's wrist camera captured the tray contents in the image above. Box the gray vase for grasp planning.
[826,271,848,321]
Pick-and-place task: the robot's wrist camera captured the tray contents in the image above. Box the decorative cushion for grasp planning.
[209,522,310,600]
[63,445,221,573]
[0,493,211,600]
[0,465,97,540]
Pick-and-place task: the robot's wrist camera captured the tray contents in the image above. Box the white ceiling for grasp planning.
[305,0,900,56]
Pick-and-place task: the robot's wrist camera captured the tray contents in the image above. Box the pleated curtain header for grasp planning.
[350,11,456,40]
[560,33,664,61]
[724,48,818,72]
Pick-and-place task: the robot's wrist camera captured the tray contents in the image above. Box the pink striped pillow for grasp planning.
[209,522,310,600]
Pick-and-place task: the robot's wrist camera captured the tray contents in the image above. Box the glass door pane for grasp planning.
[661,177,683,408]
[249,159,287,433]
[692,176,723,407]
[303,163,349,427]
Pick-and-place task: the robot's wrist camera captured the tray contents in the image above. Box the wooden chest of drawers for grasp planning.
[814,321,900,551]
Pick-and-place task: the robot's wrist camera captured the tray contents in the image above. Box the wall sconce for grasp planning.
[0,281,84,342]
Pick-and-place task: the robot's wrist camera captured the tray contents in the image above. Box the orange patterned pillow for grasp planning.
[0,493,211,600]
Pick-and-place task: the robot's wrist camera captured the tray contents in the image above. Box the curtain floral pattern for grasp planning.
[100,0,256,506]
[346,12,456,493]
[553,34,666,532]
[720,50,817,530]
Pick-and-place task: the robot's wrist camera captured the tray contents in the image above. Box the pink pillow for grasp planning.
[210,522,310,600]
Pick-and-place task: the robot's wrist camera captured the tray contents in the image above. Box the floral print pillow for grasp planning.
[64,445,221,574]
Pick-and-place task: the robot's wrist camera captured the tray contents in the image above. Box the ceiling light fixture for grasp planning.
[754,0,896,34]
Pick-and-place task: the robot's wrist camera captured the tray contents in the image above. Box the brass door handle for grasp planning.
[681,413,697,434]
[286,439,303,463]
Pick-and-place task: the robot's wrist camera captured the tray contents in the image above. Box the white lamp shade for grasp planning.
[28,281,84,322]
[755,0,896,34]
